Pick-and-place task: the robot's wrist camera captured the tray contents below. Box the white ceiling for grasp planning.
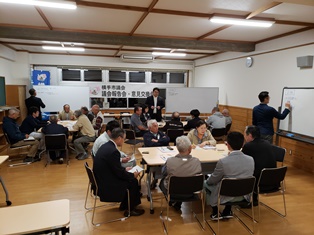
[0,0,313,61]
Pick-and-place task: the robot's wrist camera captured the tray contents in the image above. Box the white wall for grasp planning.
[194,30,314,109]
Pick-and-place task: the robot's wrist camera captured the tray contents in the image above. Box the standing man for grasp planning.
[145,87,165,122]
[93,128,144,217]
[253,91,291,143]
[242,125,277,206]
[25,88,46,121]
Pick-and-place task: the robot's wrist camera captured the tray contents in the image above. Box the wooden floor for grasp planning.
[0,144,313,235]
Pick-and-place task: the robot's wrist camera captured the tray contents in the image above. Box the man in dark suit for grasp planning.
[25,88,46,121]
[145,87,165,122]
[93,128,144,217]
[242,125,277,205]
[42,115,68,164]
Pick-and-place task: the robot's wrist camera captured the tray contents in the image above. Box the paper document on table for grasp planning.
[24,136,35,141]
[159,154,175,161]
[158,147,174,153]
[203,145,216,150]
[128,165,144,173]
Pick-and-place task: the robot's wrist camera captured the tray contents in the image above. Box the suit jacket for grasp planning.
[93,141,135,202]
[206,150,254,206]
[145,95,165,121]
[25,96,46,120]
[19,115,43,134]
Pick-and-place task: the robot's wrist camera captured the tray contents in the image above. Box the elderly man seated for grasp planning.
[143,119,170,147]
[72,109,96,160]
[160,136,202,211]
[58,104,75,120]
[206,107,226,130]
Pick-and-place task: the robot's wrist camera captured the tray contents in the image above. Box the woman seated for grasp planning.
[184,109,202,130]
[140,104,151,126]
[187,120,216,148]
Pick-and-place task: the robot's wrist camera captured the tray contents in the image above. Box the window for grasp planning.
[62,69,80,81]
[170,72,185,84]
[129,98,147,107]
[84,70,102,82]
[108,98,127,108]
[109,71,126,82]
[152,72,167,83]
[129,72,145,83]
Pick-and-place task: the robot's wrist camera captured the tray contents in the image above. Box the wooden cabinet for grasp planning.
[5,85,27,124]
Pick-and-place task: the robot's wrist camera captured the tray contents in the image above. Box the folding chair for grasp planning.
[160,174,205,234]
[3,132,32,167]
[84,162,130,226]
[206,176,256,235]
[124,129,144,154]
[225,123,232,135]
[271,145,286,166]
[44,134,69,167]
[166,128,184,145]
[256,166,287,219]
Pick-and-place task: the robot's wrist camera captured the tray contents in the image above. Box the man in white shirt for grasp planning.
[145,87,165,122]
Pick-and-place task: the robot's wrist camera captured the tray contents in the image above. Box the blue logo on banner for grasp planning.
[32,70,50,85]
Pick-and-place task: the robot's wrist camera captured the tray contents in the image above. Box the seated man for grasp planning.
[93,128,144,217]
[143,119,170,147]
[42,115,69,164]
[3,108,40,163]
[58,104,75,120]
[92,120,135,168]
[184,109,202,130]
[242,125,277,206]
[72,109,96,160]
[81,106,93,122]
[222,109,232,125]
[206,107,226,130]
[19,106,46,150]
[205,132,254,220]
[162,111,183,132]
[90,104,104,135]
[130,105,148,137]
[160,136,202,210]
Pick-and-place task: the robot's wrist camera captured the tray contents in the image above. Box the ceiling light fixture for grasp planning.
[0,0,77,9]
[152,52,186,57]
[210,16,274,28]
[42,46,85,52]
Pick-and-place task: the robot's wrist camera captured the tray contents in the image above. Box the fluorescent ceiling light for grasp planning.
[0,0,77,9]
[210,16,274,27]
[152,52,186,57]
[42,46,85,52]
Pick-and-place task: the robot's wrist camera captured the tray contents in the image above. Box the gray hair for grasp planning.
[74,109,82,118]
[8,108,20,116]
[49,115,58,123]
[222,109,229,116]
[111,128,125,139]
[176,136,192,153]
[147,119,157,128]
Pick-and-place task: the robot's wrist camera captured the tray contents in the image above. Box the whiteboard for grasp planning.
[278,87,314,137]
[166,87,219,113]
[34,85,89,112]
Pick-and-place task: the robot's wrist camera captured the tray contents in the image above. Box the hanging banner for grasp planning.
[32,70,50,85]
[89,84,151,98]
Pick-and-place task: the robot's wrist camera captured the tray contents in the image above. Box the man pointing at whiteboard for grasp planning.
[253,91,291,144]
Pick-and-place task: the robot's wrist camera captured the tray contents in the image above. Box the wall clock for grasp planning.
[246,57,253,67]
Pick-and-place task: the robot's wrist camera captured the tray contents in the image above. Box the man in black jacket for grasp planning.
[3,108,39,162]
[145,87,165,122]
[93,128,144,216]
[25,88,46,121]
[163,111,183,132]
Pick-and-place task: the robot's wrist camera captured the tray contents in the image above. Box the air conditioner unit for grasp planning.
[120,54,154,63]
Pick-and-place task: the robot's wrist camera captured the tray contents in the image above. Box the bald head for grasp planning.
[91,105,100,115]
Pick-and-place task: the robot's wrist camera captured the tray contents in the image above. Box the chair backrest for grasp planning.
[271,145,286,163]
[168,174,204,195]
[3,132,12,145]
[211,128,226,138]
[166,128,184,143]
[258,166,287,189]
[225,123,232,134]
[84,162,97,194]
[44,134,67,151]
[125,129,136,140]
[219,177,256,197]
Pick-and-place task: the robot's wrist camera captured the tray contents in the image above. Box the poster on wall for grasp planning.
[32,70,50,85]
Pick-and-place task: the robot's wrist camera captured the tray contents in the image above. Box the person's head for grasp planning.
[142,104,149,113]
[8,108,20,119]
[74,109,82,118]
[152,87,160,97]
[49,115,58,124]
[190,109,200,118]
[81,106,89,115]
[226,132,244,151]
[29,88,36,96]
[29,106,39,117]
[222,109,229,117]
[244,125,261,143]
[195,120,207,135]
[147,119,159,134]
[258,91,270,103]
[212,107,219,113]
[91,105,100,115]
[171,111,180,121]
[176,136,192,154]
[110,128,126,147]
[134,105,142,115]
[63,104,70,113]
[105,120,120,136]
